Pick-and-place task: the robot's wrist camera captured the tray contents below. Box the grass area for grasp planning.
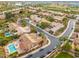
[0,33,12,40]
[0,32,15,46]
[44,16,54,22]
[50,41,73,58]
[41,5,79,14]
[54,27,66,36]
[0,3,19,12]
[55,52,73,58]
[62,42,72,51]
[8,52,18,58]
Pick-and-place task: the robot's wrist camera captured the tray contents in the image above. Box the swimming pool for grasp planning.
[8,44,17,54]
[5,32,11,37]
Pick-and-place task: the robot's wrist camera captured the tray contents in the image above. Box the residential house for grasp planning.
[38,12,51,16]
[8,23,31,35]
[30,15,41,22]
[0,13,5,19]
[71,32,79,49]
[18,33,44,54]
[45,22,64,33]
[53,15,65,21]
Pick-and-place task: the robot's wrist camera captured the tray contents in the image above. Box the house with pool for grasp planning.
[4,33,48,57]
[4,22,48,57]
[4,41,18,57]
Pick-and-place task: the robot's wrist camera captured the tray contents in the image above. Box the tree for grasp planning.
[37,22,50,29]
[39,32,45,39]
[30,26,37,33]
[49,30,54,34]
[59,36,68,41]
[0,39,8,46]
[46,16,54,22]
[12,35,19,39]
[62,41,72,51]
[26,12,32,17]
[5,12,15,22]
[20,20,27,27]
[62,17,68,26]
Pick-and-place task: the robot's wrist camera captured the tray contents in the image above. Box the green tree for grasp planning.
[30,26,37,33]
[62,41,72,51]
[59,36,68,41]
[12,35,19,39]
[20,20,27,27]
[26,12,32,17]
[49,30,54,34]
[37,22,50,29]
[5,12,15,22]
[0,39,8,46]
[62,17,68,26]
[9,52,18,58]
[39,32,45,39]
[46,16,54,22]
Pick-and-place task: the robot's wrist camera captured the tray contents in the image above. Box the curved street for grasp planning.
[62,19,76,38]
[20,19,75,58]
[25,20,60,58]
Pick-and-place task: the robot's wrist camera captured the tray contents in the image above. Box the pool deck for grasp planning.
[4,41,17,57]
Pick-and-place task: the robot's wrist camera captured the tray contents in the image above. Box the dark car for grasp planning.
[39,49,44,51]
[27,54,33,58]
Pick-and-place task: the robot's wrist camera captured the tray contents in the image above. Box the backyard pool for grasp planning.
[8,43,17,54]
[5,32,12,37]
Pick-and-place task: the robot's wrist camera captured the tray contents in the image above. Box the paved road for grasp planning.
[23,19,75,58]
[25,20,60,58]
[17,18,75,58]
[62,19,75,37]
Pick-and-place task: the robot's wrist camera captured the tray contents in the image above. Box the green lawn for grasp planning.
[41,5,79,14]
[54,27,66,36]
[0,33,12,40]
[55,52,73,58]
[0,33,13,46]
[62,42,72,51]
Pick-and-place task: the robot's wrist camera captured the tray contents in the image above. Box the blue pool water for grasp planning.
[8,44,17,54]
[5,32,11,37]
